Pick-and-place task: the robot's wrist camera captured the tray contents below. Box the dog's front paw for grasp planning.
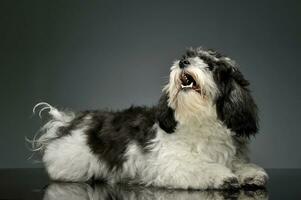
[242,172,268,187]
[220,176,240,190]
[211,173,240,190]
[238,169,268,187]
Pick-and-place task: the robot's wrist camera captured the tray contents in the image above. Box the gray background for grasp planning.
[1,0,300,168]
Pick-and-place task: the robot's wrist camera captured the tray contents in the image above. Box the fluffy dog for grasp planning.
[31,47,268,189]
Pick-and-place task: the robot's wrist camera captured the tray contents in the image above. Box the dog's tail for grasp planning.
[27,102,75,155]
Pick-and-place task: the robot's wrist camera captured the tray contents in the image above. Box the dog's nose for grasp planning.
[179,59,190,69]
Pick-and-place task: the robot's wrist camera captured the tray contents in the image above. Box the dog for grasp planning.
[31,47,268,189]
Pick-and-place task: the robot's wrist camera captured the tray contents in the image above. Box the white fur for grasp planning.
[28,103,75,153]
[139,123,236,189]
[43,127,106,181]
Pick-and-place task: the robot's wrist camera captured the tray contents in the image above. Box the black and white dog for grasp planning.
[32,47,268,189]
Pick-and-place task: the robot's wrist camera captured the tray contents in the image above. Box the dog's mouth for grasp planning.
[180,72,199,91]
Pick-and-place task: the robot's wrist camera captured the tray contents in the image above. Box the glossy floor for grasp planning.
[1,169,300,199]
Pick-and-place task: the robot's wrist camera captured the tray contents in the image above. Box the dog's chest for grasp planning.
[164,120,236,164]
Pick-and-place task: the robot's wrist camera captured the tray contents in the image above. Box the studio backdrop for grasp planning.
[1,0,300,168]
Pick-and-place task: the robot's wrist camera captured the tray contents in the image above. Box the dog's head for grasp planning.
[156,47,258,137]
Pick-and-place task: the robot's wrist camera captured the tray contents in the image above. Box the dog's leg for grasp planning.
[149,162,239,190]
[233,161,268,187]
[232,138,268,187]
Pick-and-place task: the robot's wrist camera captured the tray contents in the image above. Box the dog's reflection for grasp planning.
[44,183,268,200]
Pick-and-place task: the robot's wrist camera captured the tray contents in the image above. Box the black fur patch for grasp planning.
[213,62,259,137]
[85,106,157,170]
[156,93,177,133]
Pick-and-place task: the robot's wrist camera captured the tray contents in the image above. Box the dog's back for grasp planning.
[30,103,157,182]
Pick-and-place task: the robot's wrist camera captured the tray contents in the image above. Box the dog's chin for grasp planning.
[166,71,217,123]
[174,92,214,124]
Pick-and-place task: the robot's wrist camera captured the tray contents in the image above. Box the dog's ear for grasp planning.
[156,93,177,133]
[214,65,259,137]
